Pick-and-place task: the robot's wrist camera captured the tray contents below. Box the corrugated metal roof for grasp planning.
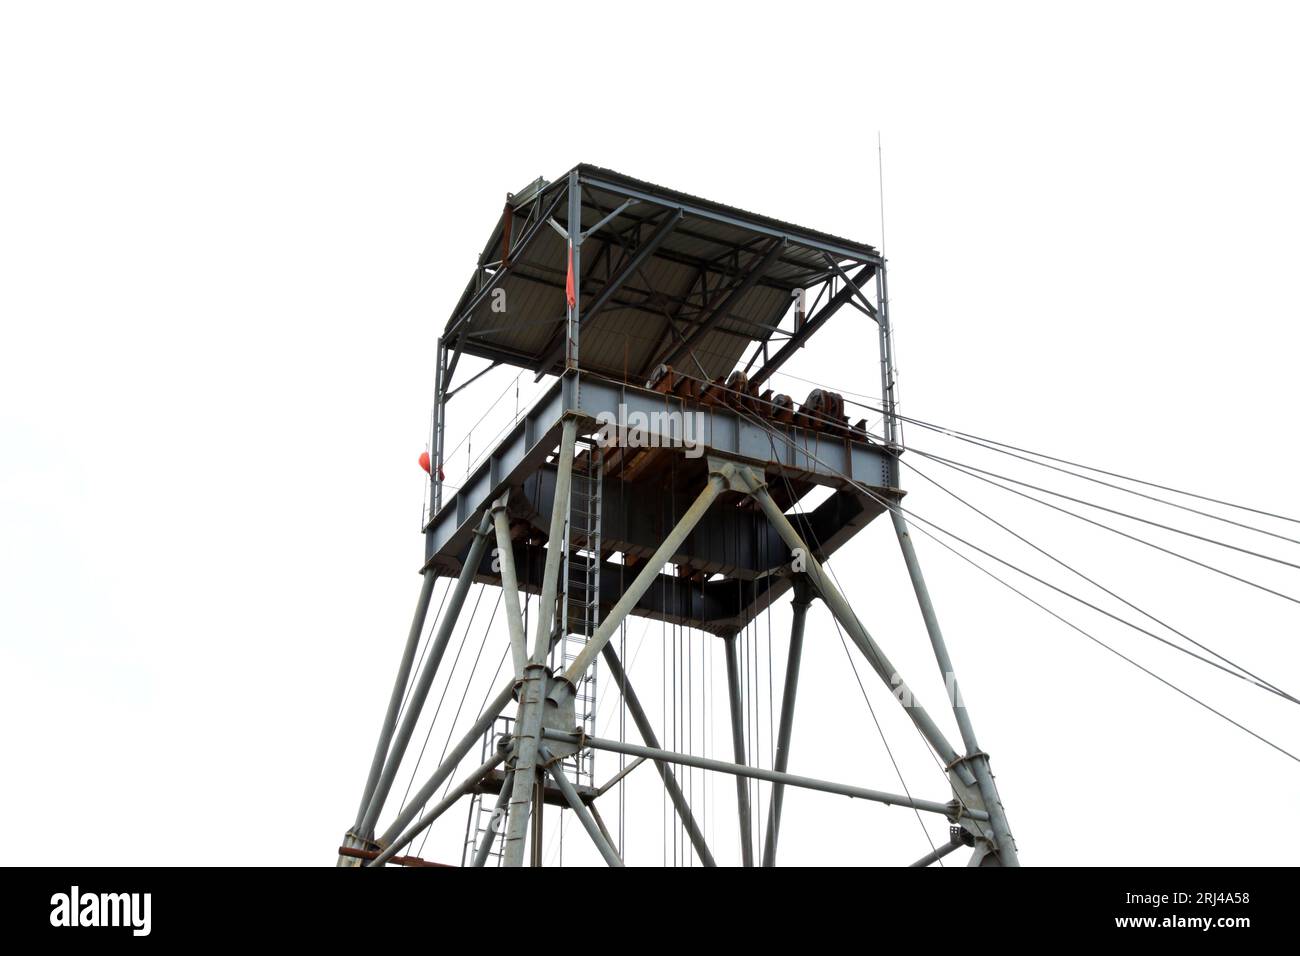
[443,164,878,383]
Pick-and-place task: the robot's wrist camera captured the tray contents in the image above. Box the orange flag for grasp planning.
[565,240,576,309]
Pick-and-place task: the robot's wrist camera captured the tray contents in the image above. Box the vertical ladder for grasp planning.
[461,715,513,867]
[556,442,601,790]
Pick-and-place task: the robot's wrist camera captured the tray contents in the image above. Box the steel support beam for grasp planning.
[491,493,529,678]
[501,669,546,867]
[349,569,438,835]
[600,643,717,866]
[432,337,446,513]
[539,746,624,867]
[530,774,544,867]
[553,461,734,694]
[536,208,682,375]
[761,579,811,866]
[908,835,965,868]
[502,417,579,866]
[577,172,880,266]
[369,748,507,866]
[875,260,899,452]
[749,264,876,389]
[357,511,494,838]
[374,679,518,850]
[446,185,568,339]
[534,417,579,658]
[541,730,987,821]
[660,239,785,370]
[892,510,1019,865]
[724,633,755,867]
[732,467,976,791]
[564,171,582,369]
[594,755,646,797]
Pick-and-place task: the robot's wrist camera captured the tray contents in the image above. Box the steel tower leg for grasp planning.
[600,643,716,866]
[530,776,544,867]
[354,510,494,841]
[734,467,978,795]
[761,579,811,866]
[346,567,438,856]
[724,634,755,867]
[502,418,579,866]
[491,492,529,678]
[891,510,1020,866]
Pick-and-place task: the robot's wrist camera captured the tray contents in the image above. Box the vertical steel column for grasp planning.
[501,658,545,867]
[530,776,544,867]
[724,634,755,867]
[491,493,529,677]
[892,511,1020,866]
[349,569,438,837]
[432,336,448,513]
[600,643,716,866]
[357,511,494,838]
[502,418,579,866]
[565,170,582,371]
[534,418,579,659]
[875,259,899,465]
[761,579,811,866]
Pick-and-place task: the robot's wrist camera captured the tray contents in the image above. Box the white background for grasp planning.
[2,1,1297,866]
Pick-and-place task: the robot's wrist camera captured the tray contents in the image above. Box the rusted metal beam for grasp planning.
[336,846,453,868]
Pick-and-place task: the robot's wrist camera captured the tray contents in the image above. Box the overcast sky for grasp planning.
[2,2,1297,866]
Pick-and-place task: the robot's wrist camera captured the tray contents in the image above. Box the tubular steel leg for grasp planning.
[587,800,617,855]
[761,580,811,867]
[501,661,547,867]
[470,769,514,867]
[539,746,624,867]
[908,835,964,868]
[724,634,755,867]
[350,569,438,835]
[491,493,529,678]
[374,680,517,849]
[533,417,579,661]
[734,467,976,792]
[503,418,579,867]
[600,643,716,866]
[530,775,544,868]
[357,511,494,838]
[892,510,1020,866]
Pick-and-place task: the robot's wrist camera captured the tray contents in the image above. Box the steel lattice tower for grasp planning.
[337,165,1018,867]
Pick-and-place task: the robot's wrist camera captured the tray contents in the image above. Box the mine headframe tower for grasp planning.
[337,165,1018,867]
